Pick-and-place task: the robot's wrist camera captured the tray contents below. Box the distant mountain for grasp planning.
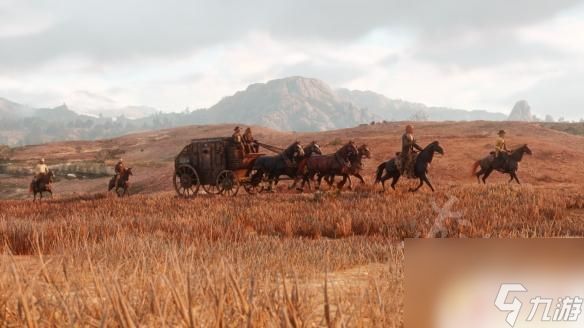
[1,76,516,146]
[336,89,507,121]
[202,77,374,131]
[508,100,533,122]
[0,97,34,120]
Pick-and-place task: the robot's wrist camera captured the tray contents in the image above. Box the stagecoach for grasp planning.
[173,137,266,197]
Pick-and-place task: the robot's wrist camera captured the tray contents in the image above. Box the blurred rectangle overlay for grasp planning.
[405,239,584,328]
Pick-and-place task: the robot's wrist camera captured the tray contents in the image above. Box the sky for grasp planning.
[1,0,583,120]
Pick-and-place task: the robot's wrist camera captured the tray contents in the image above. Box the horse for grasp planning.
[323,144,371,190]
[108,167,133,197]
[472,144,532,184]
[30,170,54,201]
[251,142,305,192]
[375,141,444,192]
[283,142,322,189]
[296,141,359,191]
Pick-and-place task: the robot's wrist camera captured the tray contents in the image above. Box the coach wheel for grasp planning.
[217,170,240,197]
[202,184,221,195]
[244,169,265,195]
[174,165,200,198]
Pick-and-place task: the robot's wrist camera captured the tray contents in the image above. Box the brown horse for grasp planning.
[324,144,371,190]
[296,142,358,191]
[30,170,54,201]
[108,167,133,197]
[285,142,322,189]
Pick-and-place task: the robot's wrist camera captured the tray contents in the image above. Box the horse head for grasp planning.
[305,142,322,156]
[126,167,133,176]
[286,142,304,160]
[358,144,371,159]
[428,141,444,155]
[522,144,532,155]
[339,141,358,159]
[47,170,55,183]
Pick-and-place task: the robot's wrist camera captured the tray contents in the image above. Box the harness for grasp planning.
[279,152,294,168]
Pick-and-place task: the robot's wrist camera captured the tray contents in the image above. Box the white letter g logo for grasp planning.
[495,283,527,327]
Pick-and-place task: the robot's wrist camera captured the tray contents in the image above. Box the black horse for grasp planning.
[472,144,532,184]
[252,142,305,191]
[30,170,54,201]
[375,141,444,192]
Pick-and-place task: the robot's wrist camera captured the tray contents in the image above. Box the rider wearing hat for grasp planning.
[495,130,509,157]
[401,125,423,177]
[493,129,509,168]
[114,158,125,187]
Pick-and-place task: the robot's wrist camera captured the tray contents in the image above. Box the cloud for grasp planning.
[1,0,584,120]
[0,0,581,70]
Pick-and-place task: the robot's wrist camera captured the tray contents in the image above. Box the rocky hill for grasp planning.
[508,100,533,122]
[336,89,507,121]
[201,77,374,131]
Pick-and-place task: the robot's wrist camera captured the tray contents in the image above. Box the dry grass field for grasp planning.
[1,121,584,326]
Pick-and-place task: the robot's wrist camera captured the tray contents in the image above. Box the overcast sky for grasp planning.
[1,0,583,119]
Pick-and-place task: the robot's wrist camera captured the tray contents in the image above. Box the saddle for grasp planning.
[395,153,418,178]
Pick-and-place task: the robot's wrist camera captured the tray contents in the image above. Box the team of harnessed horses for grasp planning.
[29,128,532,200]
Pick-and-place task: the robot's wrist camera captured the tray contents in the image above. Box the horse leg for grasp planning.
[482,168,493,184]
[326,174,335,188]
[379,172,391,191]
[316,174,324,190]
[337,175,347,190]
[390,174,400,190]
[422,175,436,192]
[475,168,484,184]
[512,172,521,185]
[409,178,424,192]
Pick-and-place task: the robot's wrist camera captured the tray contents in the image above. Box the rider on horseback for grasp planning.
[400,125,423,178]
[114,158,125,187]
[493,130,509,168]
[32,158,49,187]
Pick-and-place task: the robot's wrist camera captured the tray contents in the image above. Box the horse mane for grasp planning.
[509,144,527,154]
[422,141,439,151]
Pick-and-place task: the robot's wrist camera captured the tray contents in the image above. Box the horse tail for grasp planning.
[471,160,481,176]
[374,162,385,184]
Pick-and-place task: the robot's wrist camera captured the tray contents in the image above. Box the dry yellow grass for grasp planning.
[1,183,583,326]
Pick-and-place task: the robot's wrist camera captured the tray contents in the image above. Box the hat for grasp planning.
[234,126,241,131]
[498,130,506,135]
[406,125,414,133]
